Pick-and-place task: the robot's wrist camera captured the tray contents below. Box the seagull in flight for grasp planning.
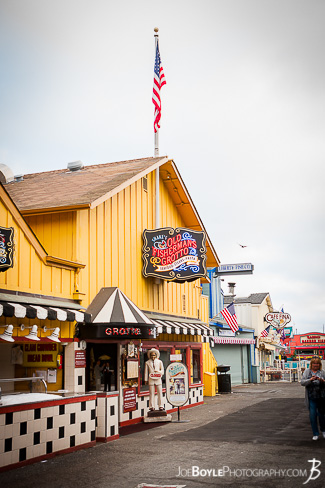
[238,243,248,248]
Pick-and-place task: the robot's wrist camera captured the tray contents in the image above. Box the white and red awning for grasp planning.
[214,336,255,345]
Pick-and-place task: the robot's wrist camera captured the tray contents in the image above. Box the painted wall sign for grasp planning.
[165,362,189,407]
[123,387,137,413]
[300,334,325,346]
[77,324,156,340]
[218,330,236,337]
[23,343,58,368]
[75,350,86,368]
[0,226,14,272]
[216,263,254,276]
[265,312,291,329]
[142,227,207,282]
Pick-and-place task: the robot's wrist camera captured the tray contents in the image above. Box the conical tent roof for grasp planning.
[85,287,154,325]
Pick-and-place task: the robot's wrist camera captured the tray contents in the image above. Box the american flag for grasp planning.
[152,41,166,133]
[260,325,270,338]
[220,302,239,333]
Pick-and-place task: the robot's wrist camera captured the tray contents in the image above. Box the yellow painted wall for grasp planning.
[25,212,76,262]
[0,199,75,298]
[72,172,207,319]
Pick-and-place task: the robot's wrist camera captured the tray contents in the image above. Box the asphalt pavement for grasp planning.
[1,381,325,488]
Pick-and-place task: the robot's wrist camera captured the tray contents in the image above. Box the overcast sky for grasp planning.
[1,0,324,334]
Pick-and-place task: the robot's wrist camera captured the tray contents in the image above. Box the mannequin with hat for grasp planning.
[144,348,165,411]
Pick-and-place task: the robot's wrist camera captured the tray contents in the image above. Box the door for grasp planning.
[241,346,249,384]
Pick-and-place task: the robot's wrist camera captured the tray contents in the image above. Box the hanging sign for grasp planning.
[265,312,291,329]
[216,263,254,276]
[0,226,14,272]
[165,362,189,407]
[142,227,207,282]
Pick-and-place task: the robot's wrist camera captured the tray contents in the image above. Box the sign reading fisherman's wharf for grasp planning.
[0,226,14,272]
[142,227,207,282]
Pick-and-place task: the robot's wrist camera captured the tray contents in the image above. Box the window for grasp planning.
[139,349,149,393]
[139,344,202,395]
[191,349,201,384]
[142,176,148,192]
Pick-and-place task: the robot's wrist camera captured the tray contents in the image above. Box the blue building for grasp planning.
[202,269,257,386]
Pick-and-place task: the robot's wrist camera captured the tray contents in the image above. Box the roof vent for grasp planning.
[14,174,24,182]
[67,161,84,172]
[0,163,14,184]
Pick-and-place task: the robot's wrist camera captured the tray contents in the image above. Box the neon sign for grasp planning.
[0,226,14,272]
[77,324,156,340]
[142,227,207,282]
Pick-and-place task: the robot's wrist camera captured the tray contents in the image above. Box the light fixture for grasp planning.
[43,326,61,343]
[0,324,15,342]
[21,324,40,341]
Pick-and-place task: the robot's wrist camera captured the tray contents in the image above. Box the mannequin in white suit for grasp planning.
[144,348,164,411]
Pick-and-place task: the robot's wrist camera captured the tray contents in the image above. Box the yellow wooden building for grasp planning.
[1,156,219,427]
[0,182,89,394]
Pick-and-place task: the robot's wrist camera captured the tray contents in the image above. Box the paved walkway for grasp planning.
[1,382,325,488]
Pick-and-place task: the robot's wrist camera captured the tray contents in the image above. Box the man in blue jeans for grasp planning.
[301,357,325,440]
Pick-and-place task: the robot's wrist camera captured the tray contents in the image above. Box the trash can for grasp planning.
[217,365,231,393]
[251,364,260,384]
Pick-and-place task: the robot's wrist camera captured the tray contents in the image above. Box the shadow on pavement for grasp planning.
[161,398,321,447]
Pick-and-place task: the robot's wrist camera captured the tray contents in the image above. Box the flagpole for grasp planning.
[154,27,160,228]
[154,27,159,157]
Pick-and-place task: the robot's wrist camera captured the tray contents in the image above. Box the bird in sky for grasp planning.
[238,243,248,248]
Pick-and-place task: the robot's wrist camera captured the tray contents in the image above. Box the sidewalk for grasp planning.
[1,382,325,488]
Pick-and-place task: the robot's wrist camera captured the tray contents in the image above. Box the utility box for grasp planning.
[251,365,260,384]
[204,372,216,396]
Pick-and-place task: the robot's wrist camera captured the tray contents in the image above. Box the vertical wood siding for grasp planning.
[0,201,74,298]
[74,171,208,319]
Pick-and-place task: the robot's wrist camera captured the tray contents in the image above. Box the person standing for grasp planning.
[301,357,325,440]
[102,361,112,392]
[144,348,164,411]
[94,359,104,391]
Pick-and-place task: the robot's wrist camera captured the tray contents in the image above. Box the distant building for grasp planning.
[284,332,325,360]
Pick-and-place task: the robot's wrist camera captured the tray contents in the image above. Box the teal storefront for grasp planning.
[210,326,256,385]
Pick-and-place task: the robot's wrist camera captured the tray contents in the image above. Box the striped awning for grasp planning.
[214,337,255,345]
[85,287,155,325]
[151,319,214,343]
[0,301,90,322]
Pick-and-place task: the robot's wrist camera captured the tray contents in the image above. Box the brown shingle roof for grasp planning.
[224,293,270,305]
[4,157,165,212]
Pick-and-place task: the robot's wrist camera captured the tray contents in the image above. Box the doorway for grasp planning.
[86,342,118,392]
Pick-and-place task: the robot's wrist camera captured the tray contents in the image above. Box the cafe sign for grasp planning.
[265,312,291,329]
[142,227,207,282]
[0,226,14,272]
